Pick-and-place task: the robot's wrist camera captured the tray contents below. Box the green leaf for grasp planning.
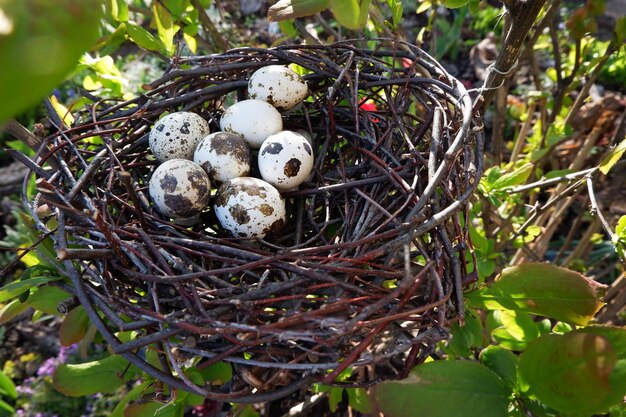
[124,402,184,417]
[479,345,519,390]
[329,387,343,412]
[346,387,372,413]
[0,399,14,417]
[601,137,626,175]
[371,360,511,417]
[490,310,539,350]
[197,361,232,385]
[466,263,607,325]
[109,0,129,22]
[439,0,470,8]
[330,0,371,30]
[0,299,29,325]
[267,0,330,21]
[616,215,626,238]
[615,16,626,43]
[111,380,153,417]
[552,321,573,334]
[27,285,69,316]
[0,0,103,123]
[181,368,205,406]
[0,370,16,399]
[519,328,626,415]
[446,311,484,356]
[17,213,57,268]
[59,306,90,347]
[152,3,176,55]
[491,163,533,190]
[0,276,59,303]
[125,22,166,53]
[53,355,133,396]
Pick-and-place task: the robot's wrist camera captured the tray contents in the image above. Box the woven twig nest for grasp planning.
[22,40,483,401]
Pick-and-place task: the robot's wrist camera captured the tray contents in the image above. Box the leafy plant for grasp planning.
[0,0,102,124]
[372,264,625,417]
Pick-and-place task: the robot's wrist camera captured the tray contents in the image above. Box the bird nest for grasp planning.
[20,40,484,402]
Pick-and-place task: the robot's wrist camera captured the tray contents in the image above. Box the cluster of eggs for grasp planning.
[147,65,312,239]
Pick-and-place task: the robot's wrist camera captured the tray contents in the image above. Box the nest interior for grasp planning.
[22,41,484,401]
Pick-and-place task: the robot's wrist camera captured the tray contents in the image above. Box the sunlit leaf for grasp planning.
[0,0,102,123]
[153,3,176,55]
[600,137,626,175]
[48,95,75,126]
[0,275,59,303]
[126,21,166,53]
[466,263,607,325]
[491,163,533,190]
[109,0,128,22]
[330,0,371,30]
[0,299,29,325]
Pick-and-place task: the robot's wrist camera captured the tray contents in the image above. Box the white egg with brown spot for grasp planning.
[194,132,252,182]
[248,65,309,111]
[149,112,210,162]
[148,159,211,218]
[258,131,314,190]
[214,177,286,238]
[219,99,283,148]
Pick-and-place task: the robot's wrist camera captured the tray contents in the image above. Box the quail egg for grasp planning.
[219,99,283,148]
[258,131,314,190]
[149,112,210,162]
[248,65,309,111]
[148,159,211,218]
[193,132,252,182]
[214,177,286,239]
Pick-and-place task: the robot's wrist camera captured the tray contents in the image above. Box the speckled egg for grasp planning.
[148,159,211,218]
[219,99,283,148]
[248,65,309,111]
[214,177,286,239]
[193,132,252,182]
[258,131,314,190]
[149,112,210,162]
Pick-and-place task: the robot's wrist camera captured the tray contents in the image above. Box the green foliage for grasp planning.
[519,328,626,415]
[0,273,59,303]
[268,0,330,22]
[59,306,90,347]
[329,0,371,30]
[371,360,512,417]
[479,345,519,390]
[53,355,136,397]
[0,0,102,124]
[0,370,16,417]
[614,215,626,261]
[467,263,607,325]
[445,311,484,357]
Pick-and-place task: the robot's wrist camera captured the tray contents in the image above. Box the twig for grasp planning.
[479,0,548,111]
